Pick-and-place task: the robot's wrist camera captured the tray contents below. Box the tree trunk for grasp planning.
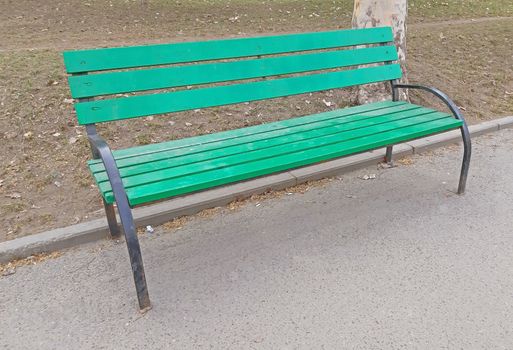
[352,0,408,103]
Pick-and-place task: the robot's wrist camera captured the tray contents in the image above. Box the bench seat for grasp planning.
[88,100,462,206]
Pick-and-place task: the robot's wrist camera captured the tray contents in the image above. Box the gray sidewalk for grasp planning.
[1,129,513,349]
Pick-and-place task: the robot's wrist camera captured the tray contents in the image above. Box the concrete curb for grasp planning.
[1,116,512,263]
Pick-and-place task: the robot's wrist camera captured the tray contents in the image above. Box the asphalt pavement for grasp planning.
[1,129,513,349]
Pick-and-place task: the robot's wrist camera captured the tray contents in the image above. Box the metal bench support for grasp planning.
[385,146,393,165]
[102,199,121,238]
[86,125,151,312]
[391,82,471,194]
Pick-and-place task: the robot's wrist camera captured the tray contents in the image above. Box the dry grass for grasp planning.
[397,157,415,166]
[0,0,511,242]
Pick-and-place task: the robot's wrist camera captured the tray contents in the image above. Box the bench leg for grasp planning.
[88,131,151,312]
[116,199,152,312]
[385,146,393,165]
[457,125,472,194]
[103,199,121,238]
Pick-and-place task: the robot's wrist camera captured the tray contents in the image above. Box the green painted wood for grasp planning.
[90,103,422,179]
[75,64,402,124]
[89,101,409,169]
[93,107,440,189]
[68,46,398,98]
[91,100,407,163]
[63,27,393,73]
[95,109,450,192]
[113,117,461,205]
[91,103,419,175]
[94,114,461,204]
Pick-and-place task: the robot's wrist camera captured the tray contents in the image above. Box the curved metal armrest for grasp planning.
[87,134,125,194]
[87,133,151,311]
[393,83,467,125]
[393,83,471,195]
[88,133,112,160]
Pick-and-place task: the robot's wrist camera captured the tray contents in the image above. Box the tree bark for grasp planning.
[352,0,408,103]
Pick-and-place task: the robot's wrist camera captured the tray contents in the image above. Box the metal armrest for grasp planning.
[88,133,111,158]
[392,82,471,194]
[392,83,467,125]
[87,133,130,207]
[87,130,151,311]
[87,133,126,198]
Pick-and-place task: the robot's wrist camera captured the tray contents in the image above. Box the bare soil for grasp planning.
[1,0,512,242]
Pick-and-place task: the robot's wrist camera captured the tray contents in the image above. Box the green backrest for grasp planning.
[63,27,401,125]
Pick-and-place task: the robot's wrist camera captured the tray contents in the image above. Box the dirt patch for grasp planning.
[1,0,512,51]
[1,0,512,242]
[407,20,513,120]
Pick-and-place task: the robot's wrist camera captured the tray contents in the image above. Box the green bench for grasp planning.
[63,27,471,312]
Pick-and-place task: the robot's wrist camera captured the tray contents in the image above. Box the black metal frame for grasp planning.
[390,80,472,194]
[86,125,151,312]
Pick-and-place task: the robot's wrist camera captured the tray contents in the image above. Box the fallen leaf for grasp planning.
[397,157,414,166]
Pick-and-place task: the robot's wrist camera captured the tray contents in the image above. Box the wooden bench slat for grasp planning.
[75,64,402,124]
[97,111,450,194]
[90,103,461,205]
[89,101,408,170]
[115,117,461,205]
[63,27,393,73]
[96,100,406,162]
[93,106,435,190]
[90,103,420,179]
[68,46,397,99]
